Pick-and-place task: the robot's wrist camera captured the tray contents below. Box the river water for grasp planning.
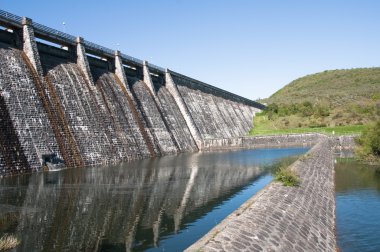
[0,147,307,252]
[335,158,380,252]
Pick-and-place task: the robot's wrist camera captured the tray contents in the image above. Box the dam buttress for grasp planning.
[0,9,264,177]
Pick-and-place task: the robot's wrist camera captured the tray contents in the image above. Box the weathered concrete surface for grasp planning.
[187,136,337,252]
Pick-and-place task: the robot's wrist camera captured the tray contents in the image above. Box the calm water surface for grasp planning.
[0,147,307,252]
[335,159,380,252]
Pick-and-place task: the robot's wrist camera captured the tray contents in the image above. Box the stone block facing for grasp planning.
[165,70,202,149]
[128,78,179,155]
[172,75,258,140]
[187,136,337,252]
[0,48,63,174]
[0,11,264,176]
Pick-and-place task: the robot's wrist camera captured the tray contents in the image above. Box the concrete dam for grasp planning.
[0,10,264,177]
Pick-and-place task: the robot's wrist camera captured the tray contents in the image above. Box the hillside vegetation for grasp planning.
[356,120,380,164]
[267,68,380,106]
[251,68,380,135]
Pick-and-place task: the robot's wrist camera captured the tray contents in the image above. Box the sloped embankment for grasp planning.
[187,136,338,252]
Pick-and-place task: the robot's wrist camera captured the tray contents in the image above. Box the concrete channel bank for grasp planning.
[188,134,356,252]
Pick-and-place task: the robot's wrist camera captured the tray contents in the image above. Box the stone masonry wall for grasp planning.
[0,48,62,174]
[92,69,152,159]
[45,63,117,166]
[200,133,323,151]
[128,77,179,155]
[172,75,259,139]
[0,18,263,175]
[187,136,337,252]
[153,80,198,153]
[0,93,30,176]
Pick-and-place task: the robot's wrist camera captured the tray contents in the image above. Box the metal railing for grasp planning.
[0,8,265,109]
[83,39,114,57]
[120,53,143,66]
[0,9,22,23]
[148,62,165,73]
[169,69,266,109]
[33,21,76,45]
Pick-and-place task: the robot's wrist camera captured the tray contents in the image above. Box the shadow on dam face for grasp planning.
[0,147,308,251]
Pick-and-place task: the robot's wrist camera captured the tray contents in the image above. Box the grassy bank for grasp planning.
[255,67,380,134]
[249,115,365,136]
[263,68,380,107]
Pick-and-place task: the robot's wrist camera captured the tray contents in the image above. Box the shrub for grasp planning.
[300,102,314,117]
[316,105,330,117]
[372,93,380,101]
[275,166,300,186]
[356,120,380,162]
[332,112,343,119]
[266,103,279,114]
[284,119,290,126]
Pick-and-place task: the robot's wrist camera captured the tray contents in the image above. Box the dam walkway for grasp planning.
[187,136,339,252]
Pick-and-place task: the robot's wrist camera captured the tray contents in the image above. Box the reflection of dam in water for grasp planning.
[0,147,308,251]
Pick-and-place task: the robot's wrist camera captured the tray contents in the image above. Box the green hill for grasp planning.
[252,68,380,135]
[265,68,380,107]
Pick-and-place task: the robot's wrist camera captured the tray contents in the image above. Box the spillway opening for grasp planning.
[0,25,16,48]
[0,25,13,33]
[35,37,68,50]
[123,63,136,70]
[124,63,140,78]
[86,52,107,61]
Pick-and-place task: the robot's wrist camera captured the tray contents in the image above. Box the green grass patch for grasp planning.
[335,157,356,163]
[249,115,365,136]
[275,166,300,187]
[268,156,302,187]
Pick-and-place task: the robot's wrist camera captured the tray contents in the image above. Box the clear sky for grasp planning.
[2,0,380,100]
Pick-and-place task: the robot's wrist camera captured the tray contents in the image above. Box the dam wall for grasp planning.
[152,74,198,153]
[172,73,262,139]
[0,10,263,176]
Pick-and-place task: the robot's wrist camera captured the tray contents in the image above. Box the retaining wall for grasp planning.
[200,133,323,151]
[187,136,338,252]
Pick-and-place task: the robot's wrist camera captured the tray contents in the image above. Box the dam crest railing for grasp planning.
[0,8,262,108]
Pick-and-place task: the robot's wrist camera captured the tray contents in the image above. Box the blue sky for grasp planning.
[2,0,380,100]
